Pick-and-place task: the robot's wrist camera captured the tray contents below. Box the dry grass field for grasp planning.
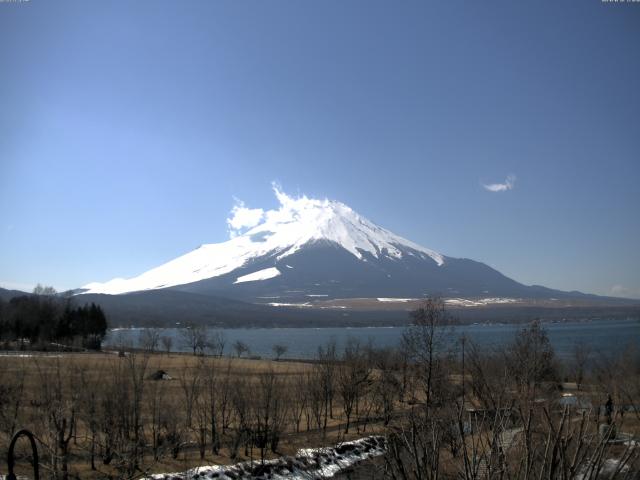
[0,350,391,479]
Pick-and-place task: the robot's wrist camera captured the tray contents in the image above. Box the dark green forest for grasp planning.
[0,285,107,350]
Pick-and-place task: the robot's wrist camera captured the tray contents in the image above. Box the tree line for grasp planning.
[0,284,108,350]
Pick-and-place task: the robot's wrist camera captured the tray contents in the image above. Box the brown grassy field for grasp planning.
[0,350,390,479]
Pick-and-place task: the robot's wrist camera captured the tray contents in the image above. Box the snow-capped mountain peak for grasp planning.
[241,188,443,263]
[81,187,444,295]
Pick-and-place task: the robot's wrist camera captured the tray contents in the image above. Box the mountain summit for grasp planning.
[81,187,588,302]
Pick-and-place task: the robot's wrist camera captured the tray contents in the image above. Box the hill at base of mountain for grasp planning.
[1,287,638,328]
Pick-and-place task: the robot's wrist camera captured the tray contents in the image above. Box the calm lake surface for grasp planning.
[104,318,640,360]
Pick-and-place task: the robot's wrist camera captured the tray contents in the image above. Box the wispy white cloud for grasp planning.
[227,182,330,239]
[226,198,265,238]
[271,181,295,208]
[483,174,516,192]
[610,284,640,299]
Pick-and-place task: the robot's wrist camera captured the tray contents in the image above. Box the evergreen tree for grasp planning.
[1,290,108,350]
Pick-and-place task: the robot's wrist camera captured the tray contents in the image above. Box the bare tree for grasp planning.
[571,341,591,391]
[218,359,234,433]
[233,340,250,358]
[337,338,371,433]
[229,377,250,460]
[306,369,325,431]
[123,351,150,476]
[466,342,512,412]
[33,283,58,296]
[193,362,209,460]
[94,352,150,476]
[77,366,102,470]
[147,367,168,461]
[97,360,121,466]
[290,369,309,433]
[36,358,78,480]
[251,369,287,461]
[208,330,226,357]
[507,320,558,402]
[272,343,288,361]
[179,359,202,429]
[402,297,452,407]
[372,347,401,426]
[0,358,25,444]
[203,357,222,455]
[180,323,208,355]
[161,335,173,355]
[316,339,337,433]
[616,344,640,421]
[139,328,161,353]
[162,394,185,460]
[593,343,640,423]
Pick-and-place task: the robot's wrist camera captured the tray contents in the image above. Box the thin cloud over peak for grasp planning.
[227,198,265,238]
[483,174,516,192]
[611,284,640,299]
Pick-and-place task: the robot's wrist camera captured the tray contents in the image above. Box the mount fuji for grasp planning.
[79,187,596,308]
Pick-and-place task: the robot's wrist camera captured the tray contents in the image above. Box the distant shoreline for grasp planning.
[103,303,640,329]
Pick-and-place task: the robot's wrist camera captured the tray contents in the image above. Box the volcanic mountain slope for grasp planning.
[80,187,602,304]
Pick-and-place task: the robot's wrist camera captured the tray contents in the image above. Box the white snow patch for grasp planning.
[234,267,281,284]
[575,457,631,480]
[377,298,417,302]
[146,436,385,480]
[0,353,62,358]
[444,297,520,307]
[267,302,313,308]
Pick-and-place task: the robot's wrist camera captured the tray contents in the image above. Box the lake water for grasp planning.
[104,318,639,360]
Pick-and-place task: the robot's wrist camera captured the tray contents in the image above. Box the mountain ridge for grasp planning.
[77,188,626,305]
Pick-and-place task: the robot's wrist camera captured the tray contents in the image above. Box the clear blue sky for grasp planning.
[1,1,639,298]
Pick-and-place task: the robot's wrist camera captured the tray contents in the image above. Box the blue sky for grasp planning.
[1,1,639,298]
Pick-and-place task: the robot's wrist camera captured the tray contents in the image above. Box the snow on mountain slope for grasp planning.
[81,186,444,295]
[234,267,281,284]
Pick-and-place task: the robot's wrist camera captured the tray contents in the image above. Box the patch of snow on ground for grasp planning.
[445,297,520,307]
[146,436,386,480]
[575,457,631,480]
[234,267,281,284]
[267,302,313,308]
[0,352,62,358]
[376,298,417,302]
